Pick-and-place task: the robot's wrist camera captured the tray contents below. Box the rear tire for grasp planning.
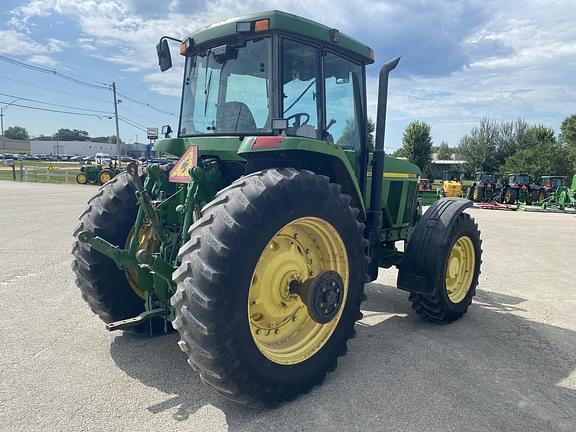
[98,168,114,185]
[503,188,517,204]
[473,187,483,202]
[71,172,159,333]
[408,212,482,323]
[171,168,368,406]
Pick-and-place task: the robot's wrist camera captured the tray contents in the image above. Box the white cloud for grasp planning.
[0,29,64,56]
[27,54,58,66]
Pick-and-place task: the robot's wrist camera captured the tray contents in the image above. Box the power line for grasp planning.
[0,74,111,104]
[117,104,158,126]
[117,91,177,117]
[119,117,147,132]
[118,114,147,130]
[0,91,114,115]
[0,54,110,90]
[0,54,177,121]
[0,100,112,118]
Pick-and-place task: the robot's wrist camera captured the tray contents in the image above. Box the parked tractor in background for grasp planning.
[76,162,120,185]
[72,10,483,406]
[442,170,463,197]
[539,176,569,201]
[418,177,442,205]
[501,173,541,204]
[468,172,500,202]
[418,177,432,191]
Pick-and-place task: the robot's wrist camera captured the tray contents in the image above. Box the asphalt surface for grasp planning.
[1,180,575,432]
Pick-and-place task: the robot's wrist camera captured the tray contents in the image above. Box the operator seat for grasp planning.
[216,101,257,133]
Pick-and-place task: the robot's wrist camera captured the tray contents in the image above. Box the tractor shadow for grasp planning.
[110,283,576,432]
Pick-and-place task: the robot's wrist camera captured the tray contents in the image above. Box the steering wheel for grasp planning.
[285,112,310,128]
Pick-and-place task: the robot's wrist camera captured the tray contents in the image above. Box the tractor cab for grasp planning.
[156,10,420,229]
[475,172,497,184]
[157,12,373,172]
[540,176,567,191]
[508,173,532,187]
[442,170,463,197]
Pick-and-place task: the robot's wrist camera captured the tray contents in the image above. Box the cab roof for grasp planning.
[182,10,374,65]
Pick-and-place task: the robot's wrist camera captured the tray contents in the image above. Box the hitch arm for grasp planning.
[77,231,138,270]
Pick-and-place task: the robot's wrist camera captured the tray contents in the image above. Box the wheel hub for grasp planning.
[247,217,349,365]
[289,271,344,324]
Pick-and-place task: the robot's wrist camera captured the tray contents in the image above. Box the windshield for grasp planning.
[179,37,272,136]
[510,175,530,184]
[481,173,496,183]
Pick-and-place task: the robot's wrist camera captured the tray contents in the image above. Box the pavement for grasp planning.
[1,180,575,432]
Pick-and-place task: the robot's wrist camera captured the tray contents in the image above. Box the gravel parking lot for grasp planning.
[1,180,575,432]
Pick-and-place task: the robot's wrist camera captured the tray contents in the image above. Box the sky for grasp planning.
[0,0,575,151]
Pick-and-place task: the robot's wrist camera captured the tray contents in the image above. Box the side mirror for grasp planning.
[156,39,172,72]
[161,125,173,138]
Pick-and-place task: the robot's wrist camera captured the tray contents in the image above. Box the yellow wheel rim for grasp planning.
[505,190,513,202]
[248,217,349,365]
[124,224,158,300]
[538,191,545,202]
[100,171,112,183]
[77,173,88,184]
[445,236,475,303]
[473,189,479,201]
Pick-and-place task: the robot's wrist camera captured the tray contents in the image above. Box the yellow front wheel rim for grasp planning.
[445,236,475,303]
[77,174,88,184]
[538,191,545,202]
[248,217,349,365]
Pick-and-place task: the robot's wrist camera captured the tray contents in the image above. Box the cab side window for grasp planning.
[324,52,364,148]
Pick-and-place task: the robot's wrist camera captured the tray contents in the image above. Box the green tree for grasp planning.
[367,118,375,151]
[397,121,433,175]
[458,118,499,176]
[436,141,452,160]
[4,126,29,140]
[559,114,576,146]
[54,128,90,141]
[335,117,375,150]
[559,114,576,171]
[500,139,571,180]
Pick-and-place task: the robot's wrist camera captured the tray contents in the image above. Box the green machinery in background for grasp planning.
[468,172,501,203]
[501,173,542,205]
[519,174,576,214]
[539,176,569,201]
[71,10,483,406]
[76,164,120,185]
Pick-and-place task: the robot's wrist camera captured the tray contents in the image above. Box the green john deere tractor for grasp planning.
[76,163,119,185]
[468,172,500,203]
[72,10,482,406]
[501,173,540,204]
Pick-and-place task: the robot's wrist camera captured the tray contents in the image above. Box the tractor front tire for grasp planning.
[71,172,155,333]
[76,172,88,185]
[408,212,482,323]
[172,168,368,406]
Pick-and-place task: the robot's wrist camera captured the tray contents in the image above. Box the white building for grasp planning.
[30,140,147,157]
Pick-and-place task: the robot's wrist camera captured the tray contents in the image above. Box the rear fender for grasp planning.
[397,198,472,295]
[238,136,365,216]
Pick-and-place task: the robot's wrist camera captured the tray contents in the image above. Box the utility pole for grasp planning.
[112,82,122,167]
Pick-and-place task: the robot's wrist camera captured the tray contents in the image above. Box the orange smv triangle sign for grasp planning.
[169,145,198,183]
